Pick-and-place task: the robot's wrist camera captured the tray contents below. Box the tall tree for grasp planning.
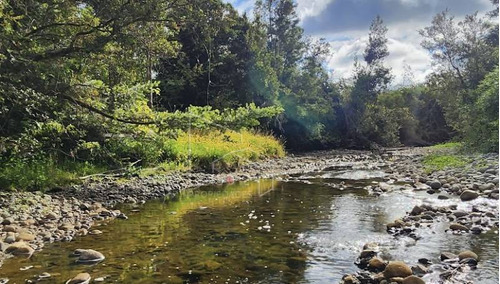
[343,16,392,148]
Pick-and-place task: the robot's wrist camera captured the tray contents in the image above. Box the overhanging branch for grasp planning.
[61,94,157,125]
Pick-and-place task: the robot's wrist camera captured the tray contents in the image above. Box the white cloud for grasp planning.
[327,34,433,86]
[296,0,335,20]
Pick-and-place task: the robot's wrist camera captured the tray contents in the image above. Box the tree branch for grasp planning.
[61,94,157,125]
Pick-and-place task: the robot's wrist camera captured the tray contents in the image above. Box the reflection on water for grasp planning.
[0,172,498,283]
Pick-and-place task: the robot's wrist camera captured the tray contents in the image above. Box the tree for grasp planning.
[420,10,498,136]
[343,15,392,148]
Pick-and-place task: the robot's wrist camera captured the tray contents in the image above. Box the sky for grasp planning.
[223,0,494,86]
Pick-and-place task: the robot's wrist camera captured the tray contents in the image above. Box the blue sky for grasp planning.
[223,0,494,85]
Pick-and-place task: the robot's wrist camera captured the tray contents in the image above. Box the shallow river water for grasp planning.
[0,168,498,283]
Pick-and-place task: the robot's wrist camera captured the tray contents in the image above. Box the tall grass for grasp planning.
[165,130,285,172]
[1,130,285,190]
[0,157,106,191]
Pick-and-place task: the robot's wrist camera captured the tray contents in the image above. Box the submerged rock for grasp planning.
[73,249,105,263]
[66,272,91,284]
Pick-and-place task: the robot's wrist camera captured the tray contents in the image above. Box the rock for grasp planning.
[77,228,88,236]
[342,274,360,284]
[449,223,469,231]
[4,241,34,255]
[3,225,17,232]
[368,257,386,271]
[45,212,59,220]
[452,211,468,218]
[363,242,379,250]
[20,219,36,227]
[116,213,128,220]
[460,257,478,266]
[1,218,14,225]
[89,229,102,235]
[460,190,479,201]
[440,252,457,261]
[458,250,478,261]
[389,277,405,283]
[410,205,424,216]
[402,275,426,284]
[430,181,442,189]
[383,261,412,279]
[74,249,105,263]
[411,264,428,276]
[4,232,16,244]
[470,226,482,234]
[417,258,431,265]
[359,250,377,259]
[38,272,51,279]
[16,232,35,242]
[67,272,91,284]
[437,195,449,200]
[59,223,74,231]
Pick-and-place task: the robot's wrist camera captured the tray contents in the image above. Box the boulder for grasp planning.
[402,275,426,284]
[5,241,34,255]
[460,190,479,201]
[458,250,478,261]
[368,257,386,271]
[383,261,412,279]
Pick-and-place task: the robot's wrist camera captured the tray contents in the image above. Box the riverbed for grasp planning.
[0,162,498,283]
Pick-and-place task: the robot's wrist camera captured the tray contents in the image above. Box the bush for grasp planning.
[0,156,105,191]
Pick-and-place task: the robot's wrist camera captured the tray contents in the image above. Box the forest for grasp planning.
[0,0,498,190]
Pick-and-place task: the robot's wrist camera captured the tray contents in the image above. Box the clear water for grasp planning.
[0,170,498,283]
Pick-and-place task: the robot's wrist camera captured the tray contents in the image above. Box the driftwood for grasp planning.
[79,160,141,180]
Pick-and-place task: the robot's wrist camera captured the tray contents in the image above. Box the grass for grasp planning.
[422,154,469,172]
[429,142,463,150]
[0,158,107,191]
[164,129,285,172]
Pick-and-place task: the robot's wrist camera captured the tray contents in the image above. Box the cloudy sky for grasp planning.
[223,0,493,86]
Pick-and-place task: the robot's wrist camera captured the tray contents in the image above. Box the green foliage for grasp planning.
[464,66,499,152]
[420,9,499,152]
[358,103,412,147]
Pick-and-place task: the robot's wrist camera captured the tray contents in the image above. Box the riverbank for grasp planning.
[0,147,498,281]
